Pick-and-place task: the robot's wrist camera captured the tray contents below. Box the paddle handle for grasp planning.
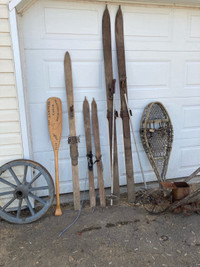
[54,150,62,216]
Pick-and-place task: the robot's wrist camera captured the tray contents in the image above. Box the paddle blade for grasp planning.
[47,97,62,151]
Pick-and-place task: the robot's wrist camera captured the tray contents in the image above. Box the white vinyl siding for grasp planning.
[0,1,23,166]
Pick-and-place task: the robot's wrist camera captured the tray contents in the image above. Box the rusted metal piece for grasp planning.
[161,182,177,189]
[172,182,190,201]
[161,181,190,200]
[169,185,200,212]
[69,105,74,118]
[143,167,200,215]
[140,102,173,184]
[68,136,80,144]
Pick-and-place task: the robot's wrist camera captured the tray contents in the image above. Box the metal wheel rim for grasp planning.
[143,188,171,214]
[0,159,54,224]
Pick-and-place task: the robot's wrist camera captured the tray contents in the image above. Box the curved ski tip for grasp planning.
[92,98,97,108]
[84,96,88,102]
[116,5,122,16]
[64,51,71,61]
[103,5,109,18]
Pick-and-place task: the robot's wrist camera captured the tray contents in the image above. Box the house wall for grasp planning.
[0,1,23,166]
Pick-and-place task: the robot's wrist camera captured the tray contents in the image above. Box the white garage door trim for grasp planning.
[9,0,200,13]
[9,8,30,159]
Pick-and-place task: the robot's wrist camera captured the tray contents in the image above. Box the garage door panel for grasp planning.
[162,98,200,140]
[25,50,105,103]
[124,7,173,40]
[125,51,172,99]
[127,60,171,89]
[123,7,200,51]
[181,145,200,168]
[168,138,200,179]
[185,61,200,87]
[44,8,99,36]
[126,52,200,99]
[187,11,200,40]
[22,0,104,50]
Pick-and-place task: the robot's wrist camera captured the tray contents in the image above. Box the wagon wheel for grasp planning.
[0,159,54,224]
[142,188,171,214]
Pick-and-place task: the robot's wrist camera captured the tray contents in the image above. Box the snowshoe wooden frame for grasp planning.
[140,102,173,184]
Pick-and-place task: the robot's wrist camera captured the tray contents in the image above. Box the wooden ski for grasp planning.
[64,52,80,210]
[102,6,120,199]
[91,99,106,207]
[115,6,135,202]
[83,97,96,208]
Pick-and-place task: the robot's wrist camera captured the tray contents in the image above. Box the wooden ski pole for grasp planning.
[110,86,116,205]
[124,94,147,189]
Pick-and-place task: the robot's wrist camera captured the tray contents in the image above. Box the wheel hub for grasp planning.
[14,185,29,199]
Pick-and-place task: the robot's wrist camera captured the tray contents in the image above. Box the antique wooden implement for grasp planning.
[115,6,135,202]
[83,97,96,208]
[47,97,62,216]
[140,102,173,184]
[92,99,106,207]
[102,6,120,199]
[64,52,81,210]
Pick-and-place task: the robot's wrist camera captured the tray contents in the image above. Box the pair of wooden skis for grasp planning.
[83,98,106,208]
[103,6,135,202]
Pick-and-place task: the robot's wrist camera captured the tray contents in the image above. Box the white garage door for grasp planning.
[21,0,200,194]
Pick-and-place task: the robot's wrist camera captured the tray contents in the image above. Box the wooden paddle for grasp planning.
[47,97,62,216]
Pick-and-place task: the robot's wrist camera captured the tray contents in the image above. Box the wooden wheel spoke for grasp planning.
[29,186,49,192]
[0,190,14,196]
[151,205,156,213]
[0,177,17,189]
[8,167,21,185]
[22,165,28,184]
[25,197,35,216]
[29,172,42,186]
[2,196,16,211]
[28,192,46,205]
[16,199,22,218]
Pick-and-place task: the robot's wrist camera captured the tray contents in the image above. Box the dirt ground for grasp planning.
[0,193,200,267]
